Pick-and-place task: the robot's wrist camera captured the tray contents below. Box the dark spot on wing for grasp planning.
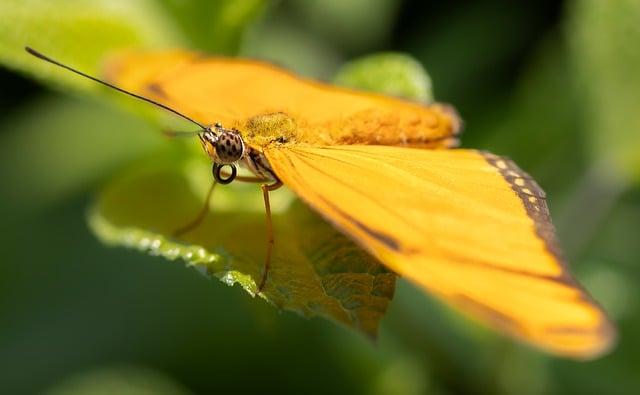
[545,325,598,335]
[145,82,168,98]
[439,246,573,285]
[320,198,402,252]
[351,218,401,251]
[453,294,523,334]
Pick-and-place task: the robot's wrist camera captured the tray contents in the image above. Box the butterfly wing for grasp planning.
[104,50,459,148]
[264,144,615,359]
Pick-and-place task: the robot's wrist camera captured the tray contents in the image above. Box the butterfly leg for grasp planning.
[173,166,268,238]
[257,180,283,292]
[173,180,218,237]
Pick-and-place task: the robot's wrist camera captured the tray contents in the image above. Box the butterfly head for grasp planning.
[200,123,246,165]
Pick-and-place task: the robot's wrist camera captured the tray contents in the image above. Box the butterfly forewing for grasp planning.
[104,51,459,148]
[264,145,615,359]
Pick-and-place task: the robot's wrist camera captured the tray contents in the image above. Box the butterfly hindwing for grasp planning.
[264,144,615,359]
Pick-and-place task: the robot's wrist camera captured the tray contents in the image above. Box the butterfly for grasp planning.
[26,47,615,359]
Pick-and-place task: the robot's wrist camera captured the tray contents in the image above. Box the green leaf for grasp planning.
[89,157,396,338]
[0,0,185,91]
[568,0,640,183]
[333,52,433,103]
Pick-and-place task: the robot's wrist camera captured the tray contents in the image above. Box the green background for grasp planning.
[1,1,639,394]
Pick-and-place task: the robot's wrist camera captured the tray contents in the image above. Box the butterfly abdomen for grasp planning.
[241,104,461,149]
[324,103,461,148]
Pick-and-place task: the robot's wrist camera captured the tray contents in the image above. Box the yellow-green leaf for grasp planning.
[0,0,185,91]
[89,157,396,338]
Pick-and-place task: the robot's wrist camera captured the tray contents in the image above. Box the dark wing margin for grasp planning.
[480,152,617,344]
[481,152,567,273]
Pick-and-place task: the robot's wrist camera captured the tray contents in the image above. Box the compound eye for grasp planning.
[215,132,245,164]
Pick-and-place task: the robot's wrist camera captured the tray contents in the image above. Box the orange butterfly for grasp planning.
[26,47,615,359]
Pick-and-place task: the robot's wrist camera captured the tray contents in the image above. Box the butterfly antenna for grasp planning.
[163,129,203,138]
[25,46,208,131]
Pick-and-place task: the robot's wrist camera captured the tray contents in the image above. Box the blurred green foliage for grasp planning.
[45,366,192,395]
[568,0,640,183]
[1,1,639,394]
[157,0,268,54]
